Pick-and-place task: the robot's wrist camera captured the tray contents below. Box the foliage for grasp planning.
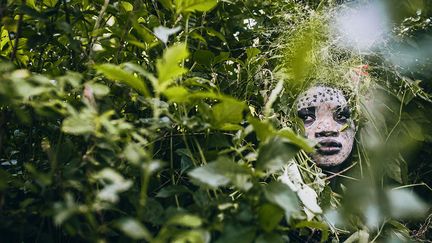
[0,0,431,242]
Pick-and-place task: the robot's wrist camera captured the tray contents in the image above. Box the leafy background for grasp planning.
[0,0,431,242]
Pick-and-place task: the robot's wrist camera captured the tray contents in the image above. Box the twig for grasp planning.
[10,0,26,65]
[88,0,109,61]
[391,182,432,192]
[323,162,358,181]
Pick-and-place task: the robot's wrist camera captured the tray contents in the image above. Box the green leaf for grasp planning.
[24,163,52,186]
[0,169,11,191]
[206,27,226,43]
[277,128,315,152]
[123,62,158,86]
[162,86,190,102]
[294,221,329,242]
[131,20,158,45]
[85,83,110,98]
[188,157,252,190]
[215,224,256,243]
[43,0,58,7]
[212,98,246,129]
[158,0,173,9]
[248,116,275,142]
[172,230,210,243]
[168,214,202,228]
[116,218,152,241]
[258,203,284,232]
[119,1,133,11]
[95,64,150,97]
[156,185,191,198]
[93,168,133,203]
[256,138,300,172]
[174,0,218,14]
[246,47,261,62]
[193,50,215,67]
[62,110,96,135]
[156,43,189,91]
[26,0,37,9]
[264,182,301,219]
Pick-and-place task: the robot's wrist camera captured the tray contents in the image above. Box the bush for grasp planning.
[0,0,431,242]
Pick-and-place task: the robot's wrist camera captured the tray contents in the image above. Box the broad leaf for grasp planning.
[264,182,301,220]
[212,98,246,129]
[248,116,275,142]
[215,224,256,243]
[174,0,218,14]
[116,218,152,240]
[62,109,96,135]
[163,86,190,102]
[258,203,284,232]
[167,214,202,227]
[257,138,300,173]
[156,43,189,91]
[95,64,150,97]
[188,157,252,190]
[277,128,315,152]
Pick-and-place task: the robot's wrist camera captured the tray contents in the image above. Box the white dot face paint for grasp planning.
[296,86,355,167]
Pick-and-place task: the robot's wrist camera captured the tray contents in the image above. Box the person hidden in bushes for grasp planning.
[296,85,356,168]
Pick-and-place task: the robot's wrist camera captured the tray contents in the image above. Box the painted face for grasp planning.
[296,86,355,167]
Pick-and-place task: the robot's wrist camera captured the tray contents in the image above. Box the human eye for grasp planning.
[298,107,316,125]
[334,106,350,124]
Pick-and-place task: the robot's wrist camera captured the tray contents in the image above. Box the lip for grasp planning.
[317,139,342,155]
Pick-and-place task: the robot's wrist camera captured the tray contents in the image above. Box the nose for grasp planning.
[315,118,339,138]
[315,130,339,137]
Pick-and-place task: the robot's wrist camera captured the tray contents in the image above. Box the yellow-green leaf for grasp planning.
[44,0,58,7]
[212,98,246,129]
[162,86,190,102]
[174,0,218,14]
[156,43,189,91]
[119,1,133,11]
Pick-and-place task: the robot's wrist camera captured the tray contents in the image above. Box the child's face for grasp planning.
[297,86,355,166]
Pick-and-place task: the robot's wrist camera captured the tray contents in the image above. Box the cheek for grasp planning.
[340,129,355,146]
[304,124,317,139]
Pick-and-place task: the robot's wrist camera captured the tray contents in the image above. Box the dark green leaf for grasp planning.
[264,182,301,219]
[258,203,284,232]
[256,138,300,172]
[188,157,252,190]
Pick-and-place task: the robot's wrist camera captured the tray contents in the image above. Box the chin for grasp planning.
[313,154,347,167]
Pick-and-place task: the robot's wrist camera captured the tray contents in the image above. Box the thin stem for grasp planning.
[170,132,180,207]
[391,182,432,192]
[138,169,150,218]
[88,0,110,61]
[385,90,406,142]
[323,162,358,181]
[10,0,26,65]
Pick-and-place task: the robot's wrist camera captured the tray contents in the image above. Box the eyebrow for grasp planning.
[335,106,351,114]
[297,107,316,116]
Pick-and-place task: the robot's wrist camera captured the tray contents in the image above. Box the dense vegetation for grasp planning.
[0,0,431,242]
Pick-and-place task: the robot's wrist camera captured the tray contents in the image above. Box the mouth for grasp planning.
[316,139,342,155]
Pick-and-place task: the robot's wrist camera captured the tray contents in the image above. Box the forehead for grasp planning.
[296,86,348,110]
